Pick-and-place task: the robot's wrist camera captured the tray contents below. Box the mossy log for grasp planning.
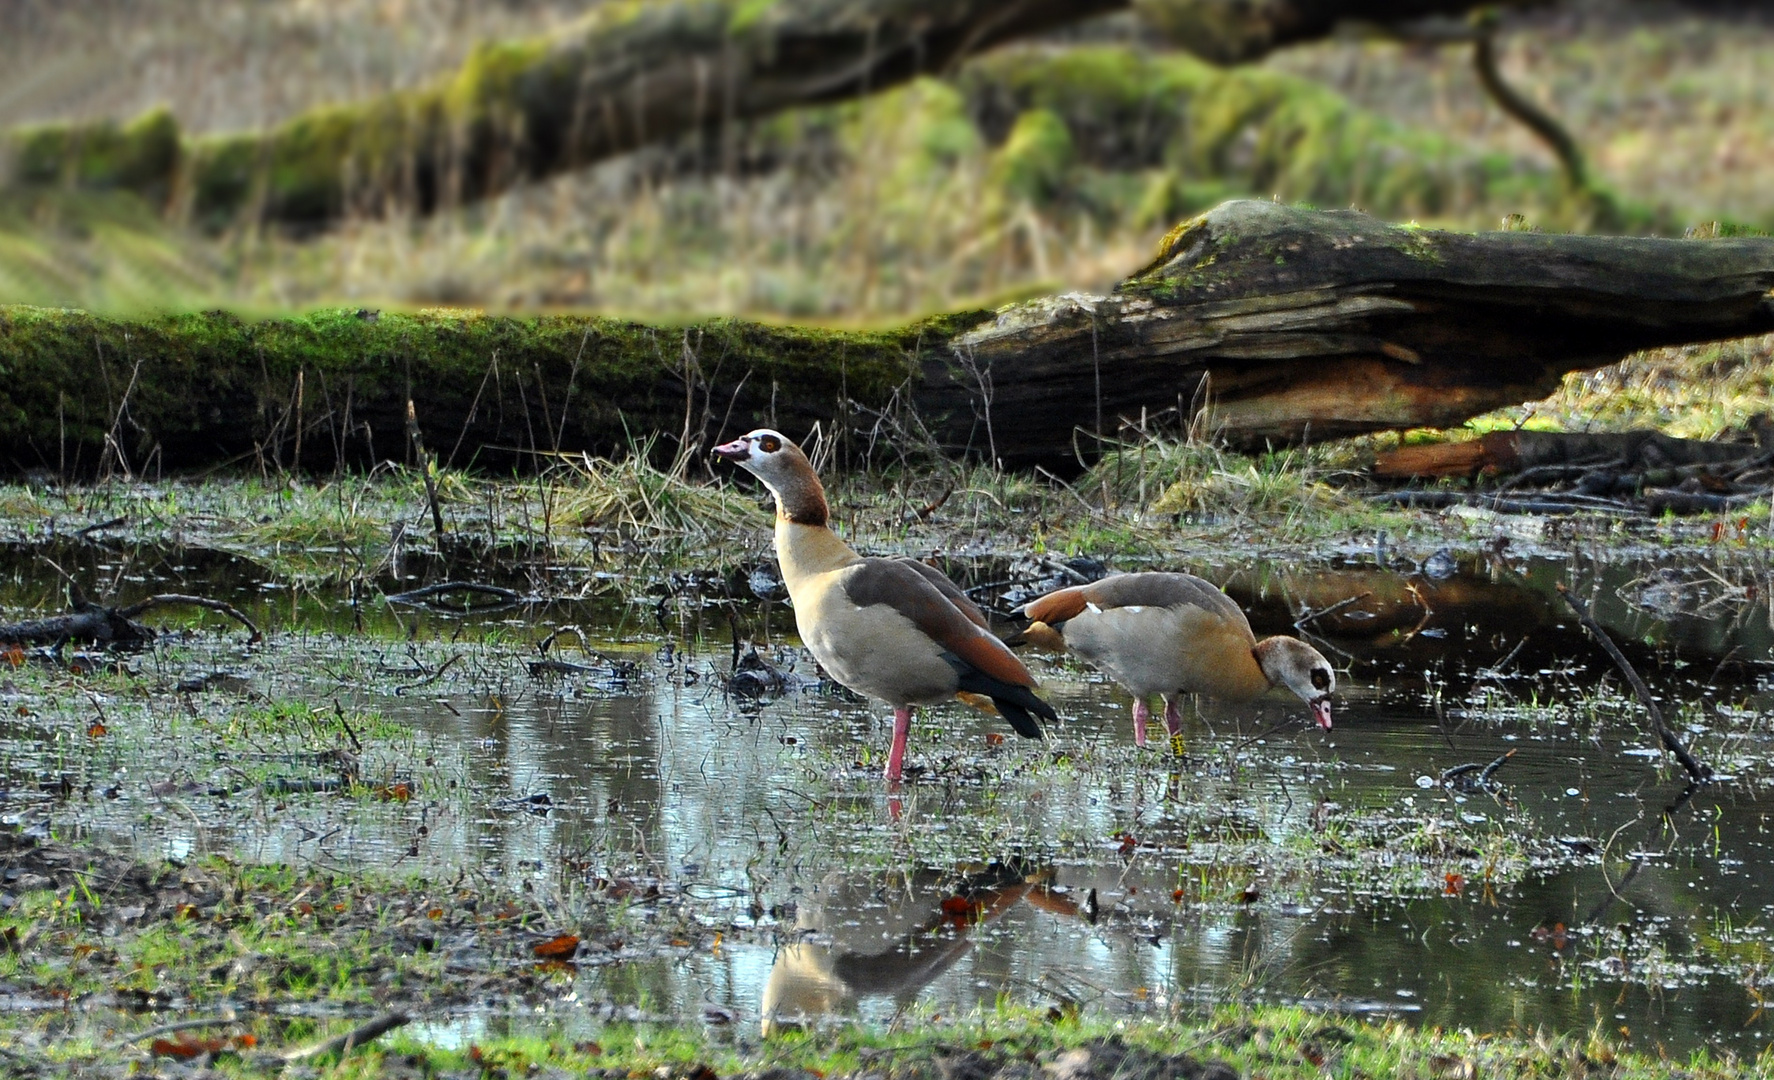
[2,201,1771,475]
[1,0,1120,233]
[0,0,1543,234]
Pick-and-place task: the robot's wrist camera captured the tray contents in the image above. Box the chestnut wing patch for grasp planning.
[1020,585,1089,626]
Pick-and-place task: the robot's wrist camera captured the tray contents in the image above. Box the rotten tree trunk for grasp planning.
[935,200,1774,457]
[1,201,1770,473]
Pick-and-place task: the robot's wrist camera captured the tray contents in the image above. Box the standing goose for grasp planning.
[713,429,1056,781]
[1020,572,1334,746]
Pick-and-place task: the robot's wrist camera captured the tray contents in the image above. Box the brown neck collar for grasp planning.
[772,455,829,528]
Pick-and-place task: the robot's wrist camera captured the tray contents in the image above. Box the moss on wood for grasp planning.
[1,0,1124,234]
[0,304,968,475]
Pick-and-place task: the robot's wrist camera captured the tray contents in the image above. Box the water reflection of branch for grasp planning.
[1580,856,1646,927]
[1292,590,1372,631]
[1556,583,1713,785]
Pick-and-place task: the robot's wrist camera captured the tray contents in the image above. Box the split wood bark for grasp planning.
[1,201,1770,471]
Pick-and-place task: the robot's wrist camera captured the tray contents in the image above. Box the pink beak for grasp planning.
[711,437,749,461]
[1311,698,1333,731]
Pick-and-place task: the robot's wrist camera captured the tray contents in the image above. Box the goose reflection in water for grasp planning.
[761,862,1104,1034]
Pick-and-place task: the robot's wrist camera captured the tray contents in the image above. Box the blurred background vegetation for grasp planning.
[0,0,1769,324]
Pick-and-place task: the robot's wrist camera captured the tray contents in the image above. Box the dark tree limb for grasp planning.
[0,604,154,648]
[0,593,259,648]
[1470,14,1586,194]
[1556,583,1712,785]
[2,201,1771,470]
[115,594,262,643]
[255,1012,410,1065]
[1131,0,1544,65]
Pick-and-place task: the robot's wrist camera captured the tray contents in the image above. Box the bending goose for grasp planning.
[1020,572,1334,746]
[713,429,1056,780]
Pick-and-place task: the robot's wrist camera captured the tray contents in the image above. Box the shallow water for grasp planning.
[3,538,1774,1055]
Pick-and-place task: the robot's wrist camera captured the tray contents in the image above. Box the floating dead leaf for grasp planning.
[985,732,1005,747]
[86,722,107,738]
[940,896,974,916]
[294,901,314,915]
[375,782,412,802]
[4,646,24,668]
[173,904,198,920]
[151,1036,230,1059]
[532,933,580,960]
[1444,872,1465,896]
[575,1041,604,1056]
[427,908,443,920]
[1117,833,1137,856]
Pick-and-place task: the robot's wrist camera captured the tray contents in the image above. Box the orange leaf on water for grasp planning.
[985,732,1005,746]
[87,722,107,737]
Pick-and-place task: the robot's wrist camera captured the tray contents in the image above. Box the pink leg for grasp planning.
[1131,697,1151,748]
[1162,697,1185,736]
[885,706,912,782]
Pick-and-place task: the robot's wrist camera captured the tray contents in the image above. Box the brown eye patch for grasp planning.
[759,436,781,453]
[1310,668,1331,691]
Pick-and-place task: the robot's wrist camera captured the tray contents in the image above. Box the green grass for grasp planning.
[16,1003,1757,1078]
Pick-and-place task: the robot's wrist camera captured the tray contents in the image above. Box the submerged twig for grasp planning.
[385,581,522,608]
[1556,583,1712,784]
[74,516,126,539]
[116,594,261,643]
[258,1012,410,1064]
[1439,749,1516,790]
[394,653,464,695]
[1293,591,1372,631]
[109,1014,240,1051]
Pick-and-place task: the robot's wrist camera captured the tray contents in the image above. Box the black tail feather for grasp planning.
[954,670,1058,739]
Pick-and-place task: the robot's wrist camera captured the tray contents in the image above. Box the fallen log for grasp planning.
[1374,429,1762,479]
[1373,427,1774,514]
[0,589,260,648]
[0,0,1546,234]
[2,201,1771,472]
